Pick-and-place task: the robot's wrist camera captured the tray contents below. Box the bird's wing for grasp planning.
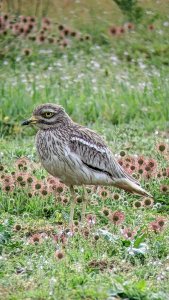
[69,126,140,185]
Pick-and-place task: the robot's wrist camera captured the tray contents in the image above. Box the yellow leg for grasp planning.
[69,186,76,227]
[81,186,88,224]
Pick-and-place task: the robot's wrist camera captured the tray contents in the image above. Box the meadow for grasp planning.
[0,1,169,299]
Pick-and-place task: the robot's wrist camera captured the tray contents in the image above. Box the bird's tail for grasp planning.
[113,178,152,197]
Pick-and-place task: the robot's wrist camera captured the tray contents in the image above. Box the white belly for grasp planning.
[41,153,112,186]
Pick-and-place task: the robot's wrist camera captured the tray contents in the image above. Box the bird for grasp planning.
[22,103,152,226]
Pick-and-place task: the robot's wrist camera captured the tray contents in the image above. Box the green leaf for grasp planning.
[134,233,146,248]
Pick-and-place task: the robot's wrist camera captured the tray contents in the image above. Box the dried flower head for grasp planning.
[55,250,64,259]
[148,24,154,31]
[142,197,154,208]
[133,200,142,209]
[29,233,42,244]
[160,184,168,193]
[109,210,125,225]
[101,207,110,216]
[86,214,96,226]
[98,187,109,199]
[156,217,166,228]
[112,192,121,200]
[76,196,83,204]
[109,26,117,35]
[157,143,167,153]
[121,227,137,240]
[14,224,22,231]
[22,48,32,56]
[120,150,126,157]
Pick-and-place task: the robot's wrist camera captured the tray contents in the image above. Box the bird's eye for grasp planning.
[43,112,54,118]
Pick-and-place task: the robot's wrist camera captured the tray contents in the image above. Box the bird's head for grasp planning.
[21,103,71,129]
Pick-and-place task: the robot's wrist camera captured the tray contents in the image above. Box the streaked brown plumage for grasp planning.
[22,103,152,225]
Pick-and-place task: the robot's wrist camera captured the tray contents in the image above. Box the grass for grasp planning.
[0,2,169,299]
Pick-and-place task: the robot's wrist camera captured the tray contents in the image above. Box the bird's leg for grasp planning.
[69,185,76,227]
[81,186,88,224]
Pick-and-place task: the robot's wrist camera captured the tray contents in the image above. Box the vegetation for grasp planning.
[0,1,169,299]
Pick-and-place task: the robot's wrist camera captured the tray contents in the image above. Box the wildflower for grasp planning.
[119,26,125,34]
[118,159,123,166]
[109,25,117,35]
[98,187,109,199]
[37,35,46,43]
[121,227,137,240]
[62,197,69,205]
[15,172,25,183]
[149,221,160,233]
[112,192,121,200]
[28,23,34,30]
[15,157,30,170]
[70,31,77,37]
[26,175,34,184]
[130,165,136,172]
[160,184,168,193]
[142,197,154,208]
[42,26,49,31]
[2,175,13,184]
[58,24,64,31]
[157,172,162,178]
[156,217,165,228]
[76,196,83,204]
[162,169,167,177]
[29,233,42,244]
[82,227,90,237]
[138,168,144,174]
[20,16,28,23]
[29,16,36,23]
[28,192,33,198]
[125,22,134,30]
[74,220,79,226]
[86,187,92,194]
[19,26,24,34]
[157,143,167,153]
[101,207,110,216]
[109,210,125,225]
[61,39,69,47]
[41,186,48,196]
[94,235,99,241]
[137,156,145,166]
[2,183,14,193]
[32,180,42,191]
[133,200,142,209]
[14,224,22,231]
[86,214,96,226]
[147,158,157,170]
[63,28,70,36]
[0,164,4,171]
[120,150,126,157]
[148,24,155,31]
[42,17,51,26]
[55,250,64,259]
[3,14,8,21]
[22,48,32,56]
[56,185,64,193]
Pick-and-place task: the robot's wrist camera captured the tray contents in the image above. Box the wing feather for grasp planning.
[69,126,140,185]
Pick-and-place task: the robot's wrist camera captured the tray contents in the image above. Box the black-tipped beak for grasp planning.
[21,119,31,126]
[21,116,38,126]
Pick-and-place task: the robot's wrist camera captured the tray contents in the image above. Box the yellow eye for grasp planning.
[43,112,54,118]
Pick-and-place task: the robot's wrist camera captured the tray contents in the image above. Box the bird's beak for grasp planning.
[21,116,38,126]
